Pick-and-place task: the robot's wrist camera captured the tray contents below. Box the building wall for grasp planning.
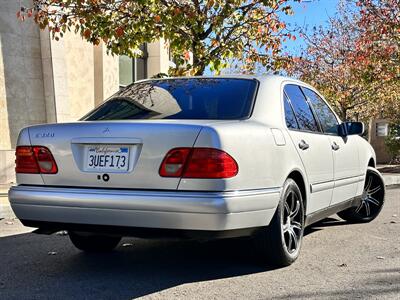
[147,39,170,78]
[0,2,169,184]
[64,32,96,120]
[0,1,47,183]
[369,119,392,164]
[94,44,119,106]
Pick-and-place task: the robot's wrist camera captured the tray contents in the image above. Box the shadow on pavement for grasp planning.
[0,231,270,299]
[304,217,348,236]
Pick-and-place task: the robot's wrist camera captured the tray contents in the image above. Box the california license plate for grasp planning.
[85,145,129,172]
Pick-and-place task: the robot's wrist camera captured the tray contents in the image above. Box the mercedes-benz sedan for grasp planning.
[9,76,385,266]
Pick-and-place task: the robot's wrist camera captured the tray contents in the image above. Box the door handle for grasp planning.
[331,142,340,151]
[298,140,309,150]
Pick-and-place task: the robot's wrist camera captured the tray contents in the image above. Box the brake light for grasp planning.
[159,148,191,177]
[159,148,238,178]
[15,147,39,174]
[15,146,58,174]
[184,148,238,178]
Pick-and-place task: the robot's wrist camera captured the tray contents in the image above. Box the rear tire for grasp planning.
[69,231,121,252]
[337,167,385,223]
[253,178,305,267]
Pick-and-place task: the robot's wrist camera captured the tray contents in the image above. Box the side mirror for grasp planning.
[338,123,348,137]
[339,122,365,137]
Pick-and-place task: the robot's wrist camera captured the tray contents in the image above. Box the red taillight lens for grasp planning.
[15,146,40,174]
[15,146,58,174]
[159,148,191,177]
[159,148,238,179]
[184,148,238,178]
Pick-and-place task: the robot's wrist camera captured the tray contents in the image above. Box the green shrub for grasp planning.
[385,123,400,164]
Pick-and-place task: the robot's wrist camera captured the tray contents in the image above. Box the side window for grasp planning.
[284,84,320,132]
[302,88,339,134]
[284,94,299,129]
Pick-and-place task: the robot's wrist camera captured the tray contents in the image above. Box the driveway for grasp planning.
[0,188,399,299]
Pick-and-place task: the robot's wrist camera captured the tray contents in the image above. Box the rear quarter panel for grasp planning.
[178,121,306,192]
[355,136,376,196]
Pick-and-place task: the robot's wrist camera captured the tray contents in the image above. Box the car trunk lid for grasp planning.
[27,121,204,190]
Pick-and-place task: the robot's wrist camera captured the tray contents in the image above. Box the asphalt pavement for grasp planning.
[0,188,399,300]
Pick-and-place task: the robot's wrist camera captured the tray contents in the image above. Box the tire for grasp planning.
[337,167,385,223]
[69,231,121,252]
[253,178,305,267]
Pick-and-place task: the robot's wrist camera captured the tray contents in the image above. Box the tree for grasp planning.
[18,0,299,75]
[287,8,366,121]
[287,0,399,121]
[385,123,400,163]
[353,0,400,121]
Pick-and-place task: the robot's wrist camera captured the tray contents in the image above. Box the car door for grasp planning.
[284,84,334,214]
[301,87,361,206]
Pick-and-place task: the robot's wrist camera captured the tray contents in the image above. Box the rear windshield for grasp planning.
[82,78,258,121]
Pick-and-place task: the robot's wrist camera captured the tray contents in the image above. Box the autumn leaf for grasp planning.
[115,27,124,37]
[83,28,91,39]
[184,51,191,61]
[154,15,161,23]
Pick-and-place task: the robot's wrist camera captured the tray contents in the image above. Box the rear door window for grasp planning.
[301,88,339,134]
[284,94,299,129]
[83,78,258,121]
[284,84,320,132]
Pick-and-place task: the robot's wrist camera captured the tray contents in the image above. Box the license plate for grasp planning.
[85,145,129,172]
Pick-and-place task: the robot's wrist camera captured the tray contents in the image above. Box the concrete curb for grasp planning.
[382,174,400,186]
[0,204,14,220]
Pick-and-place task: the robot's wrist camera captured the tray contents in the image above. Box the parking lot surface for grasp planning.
[0,188,399,299]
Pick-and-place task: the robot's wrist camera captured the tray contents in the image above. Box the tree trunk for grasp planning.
[191,39,206,75]
[193,63,206,75]
[341,107,347,121]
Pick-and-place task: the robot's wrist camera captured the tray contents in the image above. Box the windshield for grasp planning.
[82,78,258,121]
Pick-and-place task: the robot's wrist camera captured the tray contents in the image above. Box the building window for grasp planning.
[119,44,148,88]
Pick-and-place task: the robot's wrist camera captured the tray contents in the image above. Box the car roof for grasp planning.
[135,74,309,88]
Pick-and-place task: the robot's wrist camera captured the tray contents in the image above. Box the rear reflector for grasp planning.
[15,146,58,174]
[159,148,238,179]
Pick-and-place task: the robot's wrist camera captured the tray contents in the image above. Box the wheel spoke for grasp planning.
[366,196,380,207]
[287,231,293,250]
[289,228,298,251]
[291,221,302,231]
[289,192,296,211]
[368,185,381,195]
[290,200,300,219]
[364,176,373,191]
[282,223,289,233]
[355,202,364,213]
[284,202,290,216]
[364,201,371,216]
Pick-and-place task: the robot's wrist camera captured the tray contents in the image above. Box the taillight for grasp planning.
[15,147,39,174]
[159,148,238,179]
[159,148,191,177]
[15,146,58,174]
[184,148,238,178]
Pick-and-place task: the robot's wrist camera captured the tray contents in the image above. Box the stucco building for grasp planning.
[0,1,170,184]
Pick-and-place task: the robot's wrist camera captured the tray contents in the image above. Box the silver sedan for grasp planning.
[9,76,385,266]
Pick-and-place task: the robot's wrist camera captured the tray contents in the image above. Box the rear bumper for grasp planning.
[9,185,280,232]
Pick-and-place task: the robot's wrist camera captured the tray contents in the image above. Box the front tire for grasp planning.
[253,178,305,267]
[337,167,385,223]
[69,231,121,252]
